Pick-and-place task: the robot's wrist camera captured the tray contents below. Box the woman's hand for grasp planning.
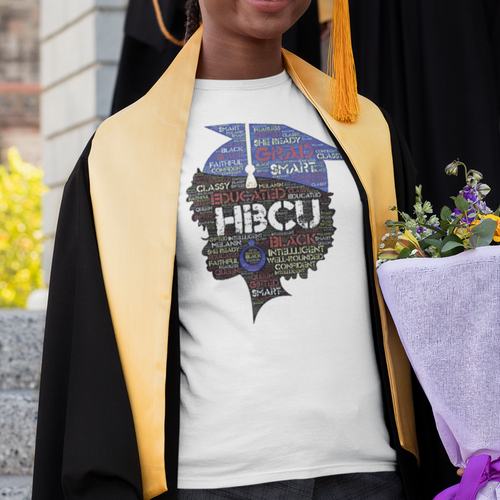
[457,468,465,477]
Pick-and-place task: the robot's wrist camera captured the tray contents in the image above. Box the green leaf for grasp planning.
[422,237,443,249]
[470,218,497,247]
[472,218,497,236]
[440,234,465,257]
[441,240,464,253]
[396,247,412,259]
[455,195,469,212]
[440,205,453,221]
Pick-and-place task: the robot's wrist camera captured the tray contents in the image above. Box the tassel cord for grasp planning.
[152,0,185,47]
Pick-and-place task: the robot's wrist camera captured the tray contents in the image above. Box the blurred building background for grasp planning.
[40,0,127,278]
[0,0,128,283]
[0,5,126,494]
[0,0,41,167]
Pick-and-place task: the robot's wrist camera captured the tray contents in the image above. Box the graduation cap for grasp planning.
[152,0,360,122]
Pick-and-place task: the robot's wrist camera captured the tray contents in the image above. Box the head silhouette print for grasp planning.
[187,123,338,320]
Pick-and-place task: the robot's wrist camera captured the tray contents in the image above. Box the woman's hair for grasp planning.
[185,0,201,43]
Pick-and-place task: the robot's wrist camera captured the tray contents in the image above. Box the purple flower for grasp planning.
[452,208,476,224]
[460,185,479,204]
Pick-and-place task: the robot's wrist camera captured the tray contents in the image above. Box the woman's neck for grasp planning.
[196,30,283,80]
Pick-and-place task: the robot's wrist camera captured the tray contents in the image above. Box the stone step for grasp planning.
[0,310,45,391]
[0,476,32,500]
[0,390,38,476]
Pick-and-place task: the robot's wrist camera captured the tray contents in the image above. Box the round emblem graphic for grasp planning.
[240,239,266,272]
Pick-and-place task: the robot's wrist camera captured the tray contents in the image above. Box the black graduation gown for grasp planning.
[111,0,186,114]
[32,110,450,500]
[349,0,500,212]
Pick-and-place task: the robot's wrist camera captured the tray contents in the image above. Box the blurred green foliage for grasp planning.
[0,148,47,307]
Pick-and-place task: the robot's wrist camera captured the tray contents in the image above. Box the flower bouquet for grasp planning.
[376,162,500,500]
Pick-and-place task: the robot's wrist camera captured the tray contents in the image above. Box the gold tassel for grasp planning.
[152,0,184,47]
[326,0,360,123]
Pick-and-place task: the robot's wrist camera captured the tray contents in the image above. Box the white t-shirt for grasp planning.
[176,70,396,489]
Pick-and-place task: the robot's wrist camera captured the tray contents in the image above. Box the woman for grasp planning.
[32,0,425,499]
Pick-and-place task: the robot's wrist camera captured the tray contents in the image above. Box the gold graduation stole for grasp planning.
[88,28,418,500]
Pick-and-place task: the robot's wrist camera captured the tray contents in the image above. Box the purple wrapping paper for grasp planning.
[377,246,500,499]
